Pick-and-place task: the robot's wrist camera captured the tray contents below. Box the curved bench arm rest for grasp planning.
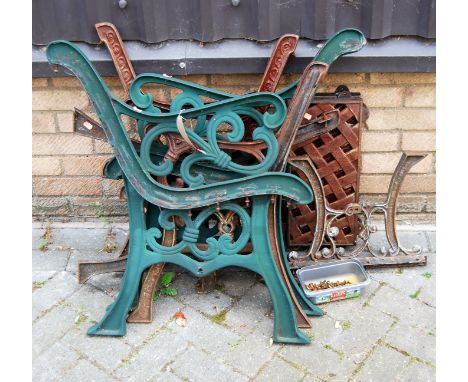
[114,90,286,129]
[134,172,313,209]
[277,28,366,100]
[46,41,298,208]
[103,154,313,209]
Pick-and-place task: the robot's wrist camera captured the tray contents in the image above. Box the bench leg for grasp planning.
[268,201,313,328]
[252,197,310,345]
[275,200,324,317]
[88,179,146,336]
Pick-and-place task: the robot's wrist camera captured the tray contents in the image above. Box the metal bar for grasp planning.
[268,202,312,328]
[127,227,176,323]
[33,37,436,77]
[273,62,328,171]
[287,157,326,260]
[290,254,427,268]
[77,256,127,284]
[95,22,136,96]
[258,34,299,92]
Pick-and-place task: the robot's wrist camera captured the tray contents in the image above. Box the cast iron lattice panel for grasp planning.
[287,91,365,247]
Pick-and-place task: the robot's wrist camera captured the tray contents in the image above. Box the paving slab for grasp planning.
[88,272,124,297]
[363,230,430,254]
[61,325,134,372]
[369,285,436,331]
[216,268,258,297]
[32,249,70,272]
[65,283,115,322]
[417,275,436,307]
[51,226,128,253]
[114,328,189,382]
[149,371,185,382]
[32,224,436,381]
[280,340,355,382]
[254,355,305,382]
[385,321,436,365]
[369,267,436,308]
[224,282,273,337]
[250,309,275,341]
[32,341,80,382]
[166,306,242,355]
[317,305,395,364]
[350,344,410,382]
[321,278,381,319]
[184,290,234,316]
[397,360,436,382]
[426,231,436,252]
[216,333,279,378]
[124,296,185,348]
[32,226,45,250]
[169,345,249,382]
[32,304,78,359]
[169,272,197,295]
[301,314,340,347]
[32,271,79,321]
[61,359,118,382]
[32,270,57,283]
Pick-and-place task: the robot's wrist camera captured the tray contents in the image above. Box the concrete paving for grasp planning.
[32,222,436,382]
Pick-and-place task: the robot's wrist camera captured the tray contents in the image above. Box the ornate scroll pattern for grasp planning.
[288,153,427,264]
[138,114,278,187]
[121,75,287,187]
[259,34,299,93]
[95,23,136,95]
[145,203,251,261]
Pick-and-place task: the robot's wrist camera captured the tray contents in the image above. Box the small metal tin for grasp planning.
[297,259,370,304]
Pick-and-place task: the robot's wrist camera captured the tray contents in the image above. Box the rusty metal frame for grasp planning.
[95,22,136,96]
[127,225,176,323]
[258,34,299,93]
[287,153,428,268]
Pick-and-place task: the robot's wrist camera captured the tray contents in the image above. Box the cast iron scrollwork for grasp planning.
[288,153,427,264]
[126,75,286,187]
[145,202,251,261]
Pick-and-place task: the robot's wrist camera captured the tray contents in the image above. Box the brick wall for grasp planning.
[32,72,435,222]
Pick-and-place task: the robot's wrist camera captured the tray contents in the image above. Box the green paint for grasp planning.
[422,272,432,279]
